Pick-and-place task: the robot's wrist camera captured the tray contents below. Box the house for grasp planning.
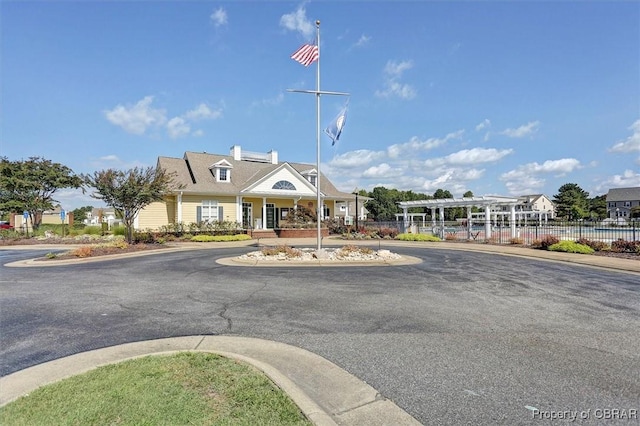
[606,187,640,222]
[85,208,120,228]
[515,194,556,219]
[136,145,357,232]
[489,194,555,221]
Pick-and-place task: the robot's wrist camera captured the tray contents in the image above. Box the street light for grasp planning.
[352,189,359,230]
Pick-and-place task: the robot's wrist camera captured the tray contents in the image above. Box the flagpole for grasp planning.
[315,20,322,251]
[286,20,349,252]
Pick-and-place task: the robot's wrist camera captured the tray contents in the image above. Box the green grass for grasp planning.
[191,234,252,242]
[548,240,595,254]
[396,233,442,242]
[0,352,311,426]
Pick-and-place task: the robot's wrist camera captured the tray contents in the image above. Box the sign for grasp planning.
[60,209,66,221]
[23,211,28,219]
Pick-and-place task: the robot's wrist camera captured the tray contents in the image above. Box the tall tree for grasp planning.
[71,205,94,224]
[588,195,607,220]
[0,157,83,230]
[433,189,457,220]
[365,186,403,221]
[553,183,589,220]
[83,167,181,243]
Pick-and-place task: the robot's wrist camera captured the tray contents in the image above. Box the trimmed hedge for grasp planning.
[548,241,594,254]
[396,233,441,242]
[190,234,252,243]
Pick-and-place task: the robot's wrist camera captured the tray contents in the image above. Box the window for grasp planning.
[219,168,228,181]
[309,175,317,187]
[624,201,631,207]
[272,180,296,190]
[199,200,223,223]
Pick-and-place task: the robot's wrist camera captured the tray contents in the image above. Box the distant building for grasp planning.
[515,194,556,219]
[606,187,640,222]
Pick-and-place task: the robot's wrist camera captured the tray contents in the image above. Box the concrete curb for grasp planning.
[0,336,420,426]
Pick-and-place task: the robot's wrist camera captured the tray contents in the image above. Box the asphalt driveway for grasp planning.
[1,246,638,425]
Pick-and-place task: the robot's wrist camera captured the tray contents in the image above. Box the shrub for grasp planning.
[396,233,441,242]
[133,230,156,244]
[509,237,524,245]
[531,235,560,250]
[548,241,595,254]
[190,234,252,243]
[70,246,94,257]
[45,252,57,259]
[337,245,373,257]
[261,245,302,257]
[610,239,640,254]
[575,238,608,252]
[378,227,399,239]
[112,226,127,237]
[445,233,457,241]
[83,226,102,235]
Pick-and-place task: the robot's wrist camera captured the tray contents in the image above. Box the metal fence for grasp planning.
[362,220,639,245]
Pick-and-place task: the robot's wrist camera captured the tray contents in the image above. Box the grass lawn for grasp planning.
[0,352,311,425]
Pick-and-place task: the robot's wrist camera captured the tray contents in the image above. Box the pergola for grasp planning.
[397,196,520,239]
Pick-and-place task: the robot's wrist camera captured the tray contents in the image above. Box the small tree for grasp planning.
[0,157,83,230]
[83,167,181,243]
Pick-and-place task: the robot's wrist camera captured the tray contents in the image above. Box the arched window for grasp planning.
[272,180,296,190]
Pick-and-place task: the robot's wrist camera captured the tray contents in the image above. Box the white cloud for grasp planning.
[500,158,581,195]
[375,60,416,100]
[354,34,371,48]
[425,147,513,168]
[280,6,314,39]
[104,96,166,135]
[184,103,222,121]
[362,163,402,178]
[501,121,540,138]
[210,7,228,27]
[328,150,386,168]
[601,170,640,188]
[105,98,223,139]
[384,60,413,77]
[167,117,190,139]
[99,155,119,162]
[387,130,464,158]
[609,119,640,153]
[475,119,491,131]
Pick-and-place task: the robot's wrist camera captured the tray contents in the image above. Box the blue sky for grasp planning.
[2,1,639,209]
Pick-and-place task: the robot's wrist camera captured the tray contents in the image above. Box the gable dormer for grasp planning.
[300,168,318,187]
[209,159,233,183]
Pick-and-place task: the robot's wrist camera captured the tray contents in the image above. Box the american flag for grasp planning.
[291,43,318,67]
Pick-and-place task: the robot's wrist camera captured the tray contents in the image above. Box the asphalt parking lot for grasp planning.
[1,245,638,425]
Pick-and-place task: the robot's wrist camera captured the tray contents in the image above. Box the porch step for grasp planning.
[249,229,278,239]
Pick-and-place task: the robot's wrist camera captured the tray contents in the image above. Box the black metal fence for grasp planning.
[359,220,639,245]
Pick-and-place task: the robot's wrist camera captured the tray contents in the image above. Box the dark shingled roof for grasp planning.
[158,151,351,200]
[606,187,640,202]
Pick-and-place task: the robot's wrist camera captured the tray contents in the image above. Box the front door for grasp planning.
[265,203,275,229]
[242,202,252,228]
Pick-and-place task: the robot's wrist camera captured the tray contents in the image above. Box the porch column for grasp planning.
[467,206,473,240]
[484,205,492,239]
[510,204,517,238]
[262,197,267,230]
[431,208,436,228]
[177,192,183,224]
[236,196,242,224]
[439,206,445,239]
